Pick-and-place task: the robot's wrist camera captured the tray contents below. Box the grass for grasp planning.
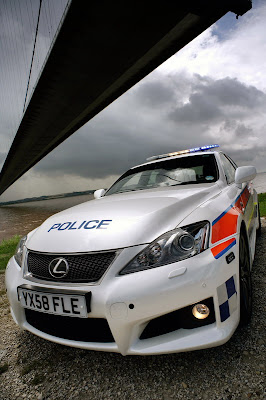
[258,193,266,218]
[0,235,20,270]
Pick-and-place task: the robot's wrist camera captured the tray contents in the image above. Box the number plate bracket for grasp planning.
[17,284,91,315]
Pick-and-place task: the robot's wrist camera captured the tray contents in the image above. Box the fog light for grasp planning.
[192,304,210,319]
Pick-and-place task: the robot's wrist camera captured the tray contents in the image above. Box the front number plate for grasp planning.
[18,287,88,318]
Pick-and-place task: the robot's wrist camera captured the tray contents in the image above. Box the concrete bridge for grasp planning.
[0,0,252,195]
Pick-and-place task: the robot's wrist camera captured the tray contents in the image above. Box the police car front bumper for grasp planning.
[5,241,240,356]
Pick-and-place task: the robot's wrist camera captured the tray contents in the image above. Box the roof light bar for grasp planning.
[146,144,219,161]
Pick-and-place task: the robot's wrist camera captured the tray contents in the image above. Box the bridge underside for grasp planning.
[0,0,251,195]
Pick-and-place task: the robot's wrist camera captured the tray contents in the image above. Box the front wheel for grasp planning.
[239,233,252,326]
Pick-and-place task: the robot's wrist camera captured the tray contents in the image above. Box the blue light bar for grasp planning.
[146,144,219,161]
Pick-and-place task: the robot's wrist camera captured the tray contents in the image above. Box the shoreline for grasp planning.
[0,190,95,207]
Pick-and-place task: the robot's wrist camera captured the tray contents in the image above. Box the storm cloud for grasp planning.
[169,75,266,124]
[31,72,266,183]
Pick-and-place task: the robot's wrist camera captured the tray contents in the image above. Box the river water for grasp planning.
[0,194,94,242]
[0,172,265,242]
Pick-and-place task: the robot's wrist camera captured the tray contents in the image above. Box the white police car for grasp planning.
[5,145,260,355]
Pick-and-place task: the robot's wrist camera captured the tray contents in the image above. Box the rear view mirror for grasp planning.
[94,189,106,199]
[235,166,256,188]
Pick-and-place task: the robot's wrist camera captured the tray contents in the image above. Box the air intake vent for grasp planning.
[27,251,116,283]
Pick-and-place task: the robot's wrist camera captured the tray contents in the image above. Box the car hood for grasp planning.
[27,184,221,252]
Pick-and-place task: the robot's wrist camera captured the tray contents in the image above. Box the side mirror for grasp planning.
[235,166,257,188]
[94,189,106,199]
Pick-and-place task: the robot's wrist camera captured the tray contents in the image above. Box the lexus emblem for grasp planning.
[49,258,69,278]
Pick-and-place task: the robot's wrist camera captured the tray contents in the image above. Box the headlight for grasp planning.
[120,221,209,275]
[14,236,27,268]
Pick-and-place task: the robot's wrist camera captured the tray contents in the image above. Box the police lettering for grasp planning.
[48,220,112,232]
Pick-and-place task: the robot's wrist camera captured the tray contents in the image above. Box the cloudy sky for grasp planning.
[0,0,266,202]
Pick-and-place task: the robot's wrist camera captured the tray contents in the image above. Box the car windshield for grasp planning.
[105,154,218,196]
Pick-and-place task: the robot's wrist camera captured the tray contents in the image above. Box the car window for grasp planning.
[105,154,219,195]
[121,172,142,188]
[220,153,236,185]
[226,154,238,169]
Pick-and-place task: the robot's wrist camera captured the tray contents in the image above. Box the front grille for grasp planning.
[27,251,116,283]
[25,309,115,342]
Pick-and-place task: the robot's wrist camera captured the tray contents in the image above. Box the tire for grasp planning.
[239,232,252,326]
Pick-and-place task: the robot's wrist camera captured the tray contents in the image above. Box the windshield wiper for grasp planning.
[115,188,143,194]
[115,187,154,194]
[156,173,182,183]
[169,181,202,186]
